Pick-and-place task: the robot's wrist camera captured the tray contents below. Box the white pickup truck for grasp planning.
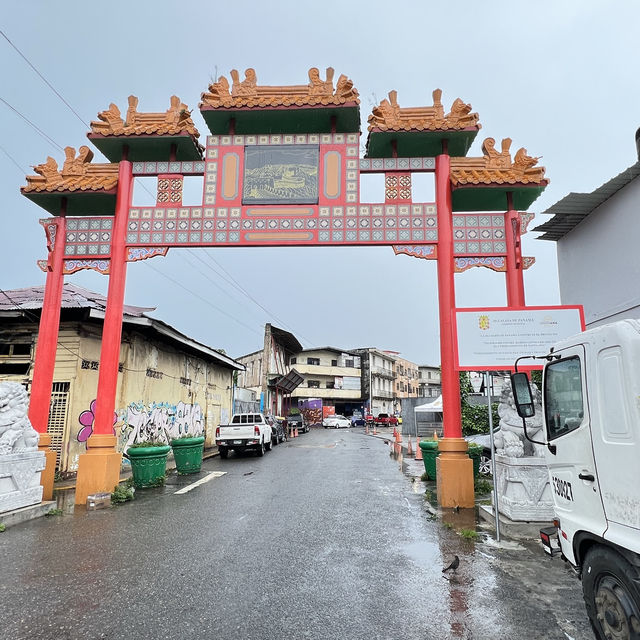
[215,413,273,458]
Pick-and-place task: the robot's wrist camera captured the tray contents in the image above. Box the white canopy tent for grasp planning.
[414,396,443,413]
[413,395,444,438]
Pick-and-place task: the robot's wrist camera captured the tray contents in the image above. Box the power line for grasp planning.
[142,261,263,337]
[200,251,314,345]
[0,143,28,174]
[0,96,63,152]
[0,29,90,129]
[182,250,261,318]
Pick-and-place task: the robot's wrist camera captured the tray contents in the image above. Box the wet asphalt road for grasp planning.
[1,428,593,640]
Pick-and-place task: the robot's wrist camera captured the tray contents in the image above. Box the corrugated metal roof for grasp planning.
[0,283,151,317]
[0,283,244,370]
[535,160,640,241]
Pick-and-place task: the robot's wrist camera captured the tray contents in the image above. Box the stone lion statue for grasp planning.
[0,382,40,455]
[494,379,545,458]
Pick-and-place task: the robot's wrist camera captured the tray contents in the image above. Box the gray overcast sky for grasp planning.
[2,1,639,364]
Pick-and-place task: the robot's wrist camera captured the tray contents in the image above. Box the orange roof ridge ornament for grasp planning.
[23,146,118,193]
[450,137,547,186]
[90,95,200,137]
[200,67,359,109]
[367,88,480,132]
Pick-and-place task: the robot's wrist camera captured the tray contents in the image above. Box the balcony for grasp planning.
[372,390,393,399]
[371,366,394,380]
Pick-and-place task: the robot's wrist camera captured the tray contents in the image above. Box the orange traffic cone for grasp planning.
[295,427,299,438]
[365,424,369,435]
[407,436,413,457]
[397,430,402,443]
[416,439,423,461]
[392,427,397,439]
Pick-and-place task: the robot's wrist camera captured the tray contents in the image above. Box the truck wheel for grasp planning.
[256,440,265,457]
[583,545,640,640]
[219,448,228,459]
[266,437,273,451]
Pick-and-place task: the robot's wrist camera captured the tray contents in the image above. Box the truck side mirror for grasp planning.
[511,372,535,418]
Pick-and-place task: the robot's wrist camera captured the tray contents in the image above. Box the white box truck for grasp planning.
[511,319,640,640]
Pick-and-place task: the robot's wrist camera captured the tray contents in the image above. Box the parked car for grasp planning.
[365,414,374,425]
[350,413,365,427]
[323,414,350,429]
[464,430,500,476]
[216,413,272,458]
[269,416,287,445]
[286,413,308,433]
[374,413,399,427]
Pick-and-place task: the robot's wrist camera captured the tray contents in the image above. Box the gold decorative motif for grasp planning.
[368,89,480,132]
[450,138,547,185]
[23,146,118,193]
[200,67,359,109]
[90,95,200,137]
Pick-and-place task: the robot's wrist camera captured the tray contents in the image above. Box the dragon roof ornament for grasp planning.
[367,89,480,132]
[200,67,359,109]
[450,138,547,186]
[22,146,118,193]
[90,95,200,138]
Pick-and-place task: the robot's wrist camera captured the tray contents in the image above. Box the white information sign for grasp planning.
[455,306,584,370]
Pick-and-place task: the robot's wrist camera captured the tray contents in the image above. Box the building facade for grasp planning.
[290,347,362,416]
[418,365,441,398]
[354,348,395,416]
[391,354,420,409]
[536,135,640,327]
[0,284,243,474]
[235,323,303,416]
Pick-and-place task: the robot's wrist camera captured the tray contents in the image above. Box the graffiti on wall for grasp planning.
[77,399,117,442]
[117,401,204,450]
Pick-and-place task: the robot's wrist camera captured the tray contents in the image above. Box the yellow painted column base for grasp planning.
[75,434,122,505]
[436,438,475,508]
[38,433,57,501]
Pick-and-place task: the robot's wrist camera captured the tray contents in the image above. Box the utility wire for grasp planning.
[0,96,63,152]
[200,250,314,345]
[0,144,28,174]
[182,250,260,317]
[184,249,273,319]
[142,261,262,337]
[0,29,90,129]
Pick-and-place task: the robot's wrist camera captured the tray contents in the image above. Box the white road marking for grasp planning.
[174,471,226,494]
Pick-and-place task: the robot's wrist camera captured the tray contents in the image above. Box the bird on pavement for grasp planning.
[442,555,460,573]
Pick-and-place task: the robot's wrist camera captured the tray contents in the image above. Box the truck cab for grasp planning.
[512,319,640,640]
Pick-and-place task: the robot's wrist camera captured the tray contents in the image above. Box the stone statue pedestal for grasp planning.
[494,454,555,521]
[0,451,46,514]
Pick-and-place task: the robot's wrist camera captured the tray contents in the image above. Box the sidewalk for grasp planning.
[53,446,220,491]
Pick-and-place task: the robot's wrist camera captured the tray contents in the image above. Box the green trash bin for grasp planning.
[419,440,440,481]
[126,444,171,488]
[171,436,205,475]
[467,443,482,477]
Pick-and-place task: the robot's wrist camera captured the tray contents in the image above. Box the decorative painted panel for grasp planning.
[451,214,506,256]
[64,217,113,257]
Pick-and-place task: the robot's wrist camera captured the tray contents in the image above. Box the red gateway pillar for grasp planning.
[505,192,526,307]
[434,149,474,508]
[29,215,66,500]
[75,158,133,504]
